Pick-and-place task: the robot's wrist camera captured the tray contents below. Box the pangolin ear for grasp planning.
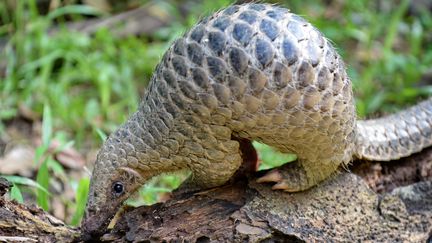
[118,166,143,182]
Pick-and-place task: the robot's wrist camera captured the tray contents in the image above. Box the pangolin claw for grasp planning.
[257,170,300,191]
[256,169,283,183]
[271,181,291,190]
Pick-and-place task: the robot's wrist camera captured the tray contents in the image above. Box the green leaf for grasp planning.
[20,50,63,74]
[1,175,50,195]
[36,160,50,211]
[10,183,24,203]
[53,140,75,154]
[34,144,48,165]
[252,141,297,171]
[47,157,65,176]
[42,104,53,147]
[383,0,410,53]
[69,177,90,226]
[366,91,386,115]
[47,5,105,20]
[96,128,107,142]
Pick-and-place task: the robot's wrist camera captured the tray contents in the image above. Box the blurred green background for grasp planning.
[0,0,431,225]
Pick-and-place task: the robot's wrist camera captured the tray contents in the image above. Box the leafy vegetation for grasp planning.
[0,0,431,225]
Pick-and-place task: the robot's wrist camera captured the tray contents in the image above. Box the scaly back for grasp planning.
[144,3,357,168]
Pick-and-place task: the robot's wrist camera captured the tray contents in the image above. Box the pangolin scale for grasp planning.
[82,3,432,239]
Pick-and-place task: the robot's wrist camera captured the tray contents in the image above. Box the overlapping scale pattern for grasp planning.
[356,98,432,160]
[97,3,431,190]
[99,3,356,187]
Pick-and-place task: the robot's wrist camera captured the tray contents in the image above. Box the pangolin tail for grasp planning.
[354,98,432,161]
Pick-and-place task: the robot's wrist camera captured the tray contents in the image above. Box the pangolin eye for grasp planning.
[112,182,124,196]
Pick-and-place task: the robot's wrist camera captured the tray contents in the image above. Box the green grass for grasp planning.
[1,0,431,225]
[1,2,160,142]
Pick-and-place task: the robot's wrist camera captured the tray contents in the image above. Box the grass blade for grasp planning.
[42,104,53,147]
[10,183,24,203]
[96,128,107,142]
[1,175,50,195]
[47,5,105,20]
[36,160,50,211]
[69,178,90,226]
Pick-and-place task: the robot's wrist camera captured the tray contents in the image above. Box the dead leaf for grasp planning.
[0,146,35,177]
[18,104,40,121]
[83,0,112,12]
[49,140,85,170]
[32,139,86,170]
[55,149,85,170]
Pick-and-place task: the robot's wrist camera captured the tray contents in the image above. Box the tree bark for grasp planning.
[104,172,432,242]
[0,178,79,242]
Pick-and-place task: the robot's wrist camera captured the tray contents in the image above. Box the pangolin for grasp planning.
[81,3,432,239]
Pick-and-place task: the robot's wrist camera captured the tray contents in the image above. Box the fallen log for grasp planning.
[103,173,432,242]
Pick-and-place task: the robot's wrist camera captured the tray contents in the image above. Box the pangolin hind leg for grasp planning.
[255,129,350,192]
[257,158,341,192]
